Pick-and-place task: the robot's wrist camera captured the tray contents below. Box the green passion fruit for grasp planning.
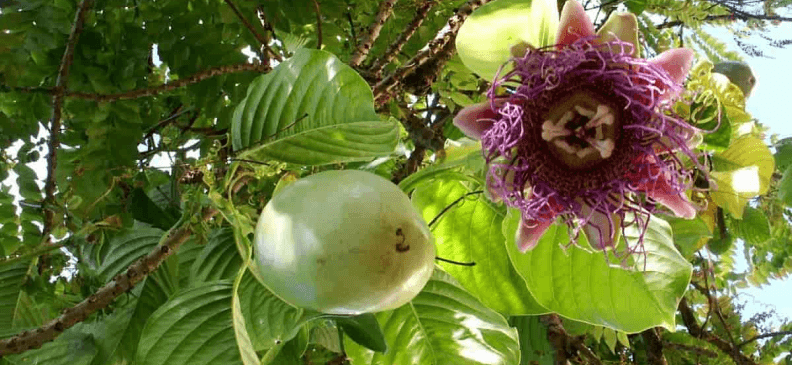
[253,170,435,315]
[713,61,756,99]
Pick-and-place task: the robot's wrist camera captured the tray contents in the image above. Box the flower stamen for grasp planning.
[541,91,620,169]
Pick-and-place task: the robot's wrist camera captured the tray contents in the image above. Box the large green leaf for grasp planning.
[92,225,184,361]
[237,271,317,351]
[775,137,792,172]
[190,228,243,285]
[4,328,97,365]
[0,261,32,336]
[175,239,203,288]
[127,188,179,231]
[344,269,520,365]
[115,275,177,362]
[97,227,164,282]
[265,327,310,365]
[231,48,399,165]
[456,0,559,81]
[14,163,41,201]
[710,136,775,218]
[509,316,555,365]
[504,210,692,332]
[665,217,711,258]
[83,305,136,365]
[136,281,242,365]
[232,266,260,365]
[334,313,387,353]
[735,206,771,245]
[778,164,792,207]
[411,178,547,315]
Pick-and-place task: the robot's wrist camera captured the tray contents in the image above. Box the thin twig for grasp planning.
[737,330,792,348]
[349,0,398,67]
[372,0,492,104]
[583,0,621,11]
[713,0,792,22]
[391,145,426,184]
[662,341,718,358]
[0,85,52,94]
[42,0,94,240]
[434,257,475,266]
[346,11,357,42]
[223,0,282,61]
[66,63,269,102]
[368,0,437,77]
[655,9,792,29]
[678,297,759,365]
[8,63,269,102]
[182,127,228,136]
[427,191,483,227]
[696,262,714,335]
[698,260,740,352]
[143,105,187,140]
[391,96,445,182]
[0,243,65,266]
[255,6,275,64]
[311,0,323,49]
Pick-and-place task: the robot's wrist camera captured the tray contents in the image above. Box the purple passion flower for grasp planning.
[453,0,701,254]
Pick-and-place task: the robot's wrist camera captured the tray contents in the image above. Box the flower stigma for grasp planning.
[541,91,619,169]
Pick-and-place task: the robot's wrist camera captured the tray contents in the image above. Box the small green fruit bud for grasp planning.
[713,61,756,99]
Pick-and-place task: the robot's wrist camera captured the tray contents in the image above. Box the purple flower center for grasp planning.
[541,91,620,169]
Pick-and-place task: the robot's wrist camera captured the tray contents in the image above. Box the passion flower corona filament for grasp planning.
[453,0,702,255]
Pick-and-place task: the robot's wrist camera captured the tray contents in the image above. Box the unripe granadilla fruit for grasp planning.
[454,0,704,256]
[713,61,756,99]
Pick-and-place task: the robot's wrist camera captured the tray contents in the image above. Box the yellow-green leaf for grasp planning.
[602,328,617,353]
[710,136,774,218]
[456,0,559,81]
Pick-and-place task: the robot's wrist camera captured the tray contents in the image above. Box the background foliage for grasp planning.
[1,0,792,364]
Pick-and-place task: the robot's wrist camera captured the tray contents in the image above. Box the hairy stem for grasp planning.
[66,63,270,102]
[678,297,758,365]
[0,210,215,356]
[349,0,398,67]
[223,0,282,61]
[372,0,491,104]
[368,0,437,77]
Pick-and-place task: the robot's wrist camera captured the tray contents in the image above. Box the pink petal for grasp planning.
[580,204,620,250]
[650,191,697,219]
[556,0,595,47]
[452,101,498,140]
[648,48,695,86]
[631,155,698,218]
[484,167,517,204]
[516,216,555,252]
[485,178,502,203]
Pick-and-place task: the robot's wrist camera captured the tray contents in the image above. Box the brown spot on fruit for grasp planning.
[395,228,410,252]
